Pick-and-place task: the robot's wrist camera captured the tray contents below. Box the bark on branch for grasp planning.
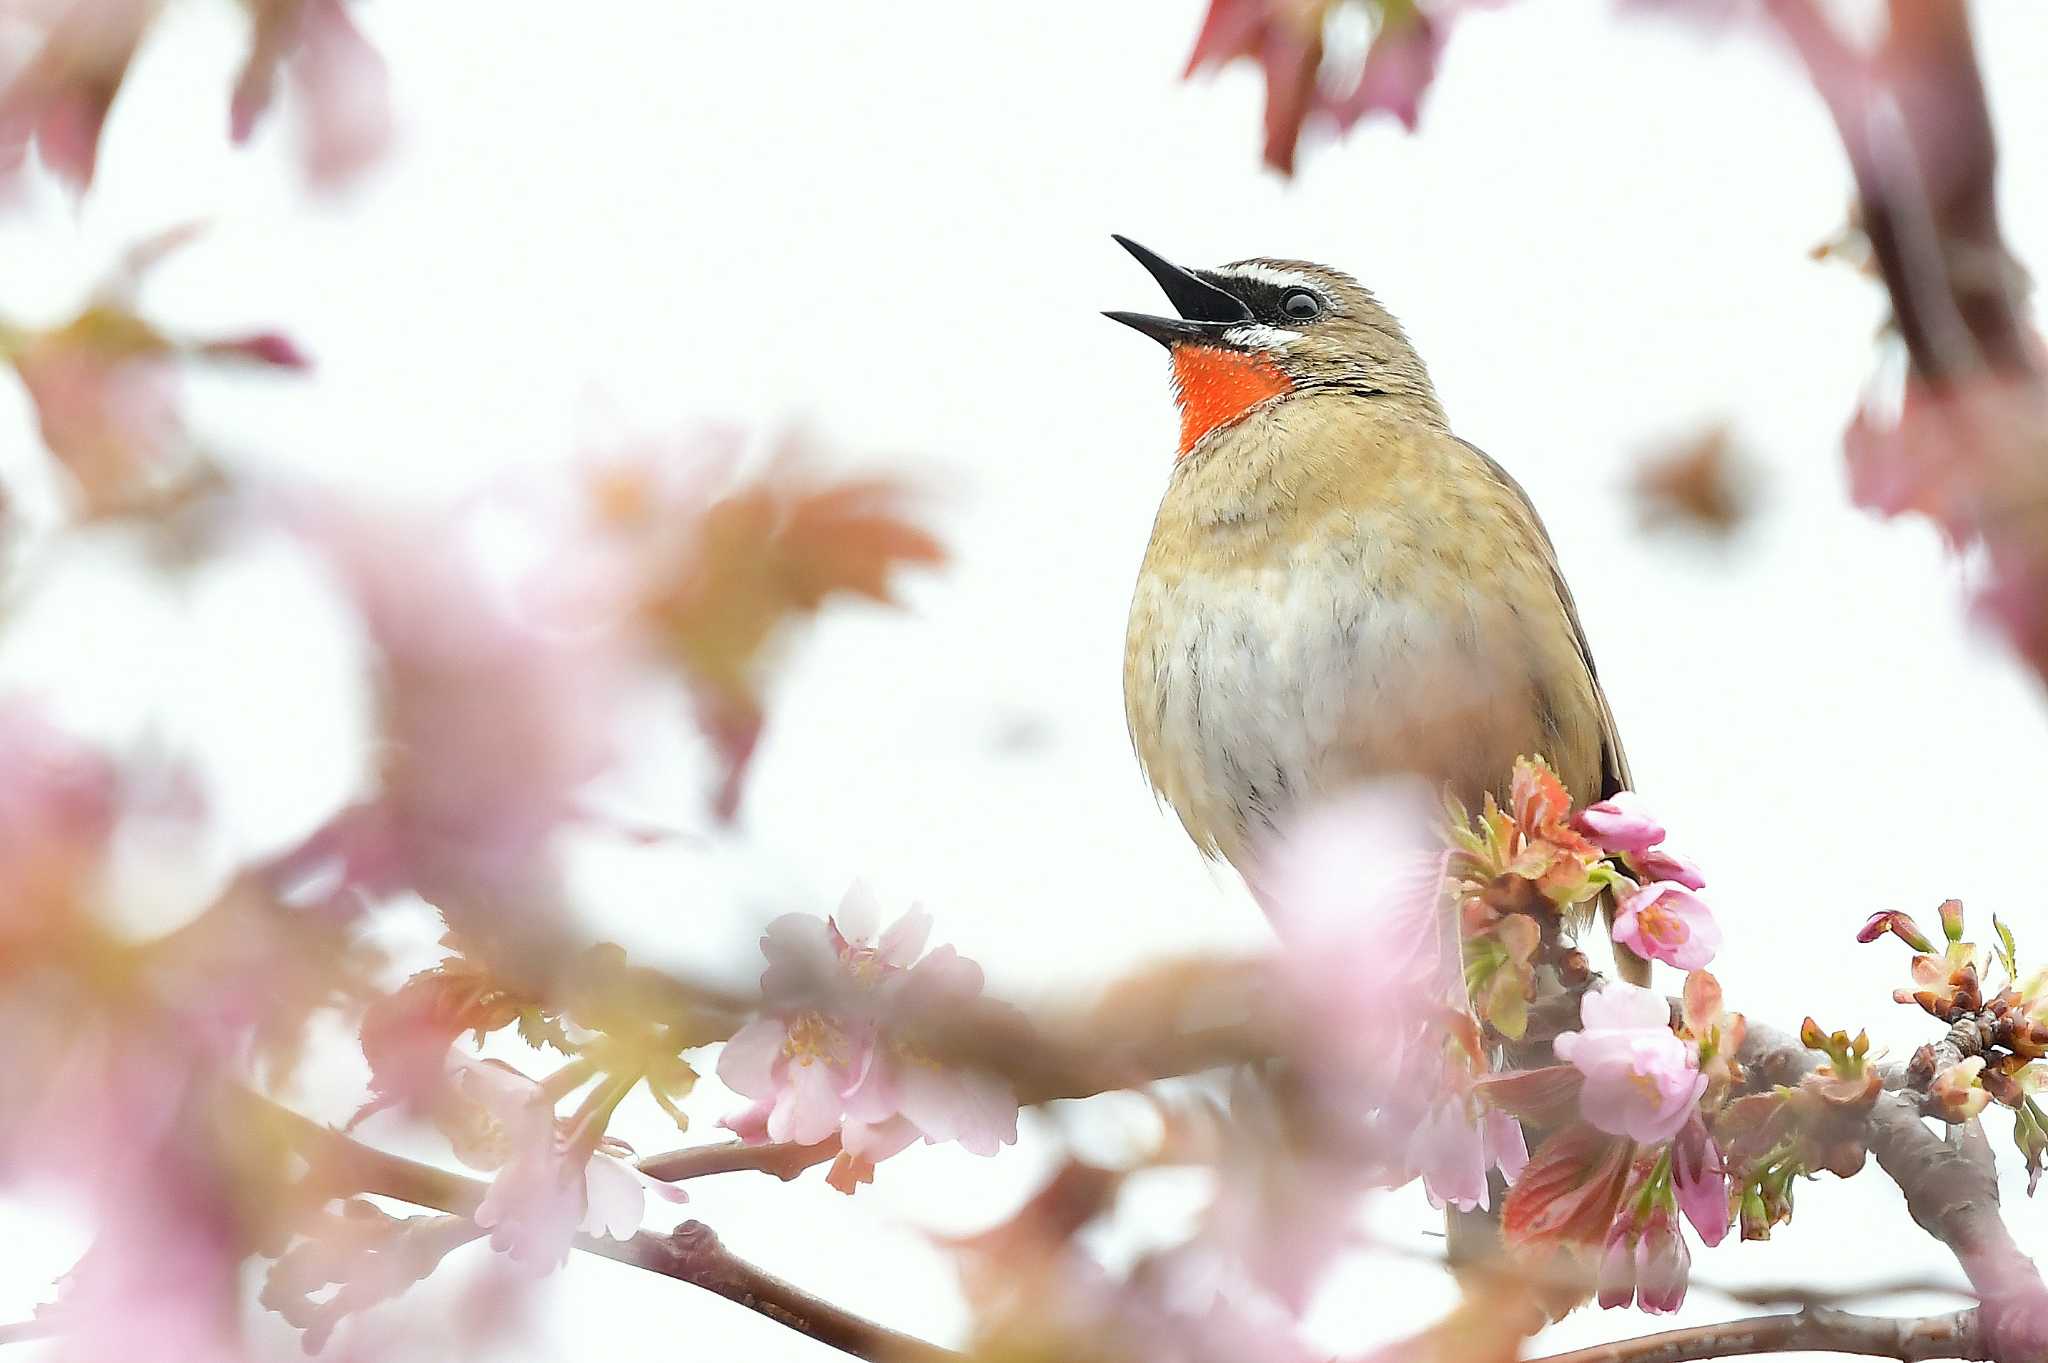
[253,1096,960,1363]
[1526,1307,1993,1363]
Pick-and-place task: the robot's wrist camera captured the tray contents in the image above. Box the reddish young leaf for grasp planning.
[1181,0,1474,175]
[1502,1122,1634,1249]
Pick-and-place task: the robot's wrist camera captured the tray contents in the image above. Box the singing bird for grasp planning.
[1107,236,1645,983]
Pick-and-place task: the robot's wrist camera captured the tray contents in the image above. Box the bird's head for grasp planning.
[1105,236,1441,459]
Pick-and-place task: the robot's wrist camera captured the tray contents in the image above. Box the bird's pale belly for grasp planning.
[1125,557,1547,866]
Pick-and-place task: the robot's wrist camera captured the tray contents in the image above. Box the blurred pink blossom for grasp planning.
[1612,880,1722,972]
[0,0,154,192]
[448,1060,683,1271]
[231,0,393,187]
[287,497,633,972]
[1256,780,1456,1089]
[1553,983,1705,1144]
[1182,0,1484,174]
[41,1142,247,1363]
[1411,1093,1528,1213]
[1195,1072,1370,1314]
[0,700,115,946]
[1257,783,1525,1212]
[10,322,182,511]
[1332,6,1446,132]
[1845,371,2048,682]
[718,884,1019,1174]
[5,231,310,516]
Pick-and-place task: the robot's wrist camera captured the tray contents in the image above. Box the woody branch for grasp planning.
[218,965,2042,1363]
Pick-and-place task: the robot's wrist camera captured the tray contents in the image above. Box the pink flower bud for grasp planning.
[200,331,313,369]
[1576,792,1666,856]
[1634,1209,1691,1314]
[1671,1115,1731,1248]
[1635,846,1708,891]
[1858,911,1936,953]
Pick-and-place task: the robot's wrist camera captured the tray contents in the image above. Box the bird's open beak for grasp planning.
[1104,235,1251,348]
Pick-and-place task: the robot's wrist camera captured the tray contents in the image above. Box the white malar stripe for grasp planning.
[1224,323,1304,350]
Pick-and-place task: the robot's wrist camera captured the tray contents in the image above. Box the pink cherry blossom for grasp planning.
[1671,1114,1731,1247]
[1410,1098,1528,1214]
[1553,983,1706,1145]
[1613,881,1722,971]
[718,884,1018,1172]
[846,944,1019,1156]
[449,1061,683,1271]
[716,1006,869,1146]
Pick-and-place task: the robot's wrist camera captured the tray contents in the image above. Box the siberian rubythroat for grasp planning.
[1107,236,1646,984]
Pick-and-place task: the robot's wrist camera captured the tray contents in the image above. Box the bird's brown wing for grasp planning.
[1459,438,1631,800]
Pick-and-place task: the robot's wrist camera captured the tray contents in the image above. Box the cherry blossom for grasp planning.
[1553,983,1706,1145]
[446,1061,683,1271]
[1613,880,1723,971]
[717,884,1019,1177]
[1576,791,1708,891]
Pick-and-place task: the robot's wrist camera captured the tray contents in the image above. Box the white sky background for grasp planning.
[3,0,2048,1358]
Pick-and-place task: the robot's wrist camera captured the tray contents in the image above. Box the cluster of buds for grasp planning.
[1446,758,1620,1038]
[1447,759,1723,1042]
[1487,978,1736,1315]
[1712,1018,1882,1242]
[1438,760,1733,1315]
[1861,901,2048,1191]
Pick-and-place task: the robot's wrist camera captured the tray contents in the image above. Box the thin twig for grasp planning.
[637,1136,841,1184]
[1526,1307,1989,1363]
[245,1094,959,1363]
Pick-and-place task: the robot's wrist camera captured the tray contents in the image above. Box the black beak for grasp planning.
[1104,235,1251,349]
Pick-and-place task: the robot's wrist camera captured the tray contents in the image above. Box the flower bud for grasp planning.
[1939,898,1966,944]
[1929,1058,1990,1124]
[1857,911,1935,953]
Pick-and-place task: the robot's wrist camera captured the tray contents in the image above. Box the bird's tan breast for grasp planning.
[1122,399,1607,867]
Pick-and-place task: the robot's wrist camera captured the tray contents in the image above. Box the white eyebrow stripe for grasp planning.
[1209,262,1319,292]
[1225,323,1304,350]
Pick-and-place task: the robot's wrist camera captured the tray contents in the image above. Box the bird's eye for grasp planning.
[1281,289,1323,320]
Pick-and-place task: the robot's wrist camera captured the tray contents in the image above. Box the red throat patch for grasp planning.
[1170,344,1293,459]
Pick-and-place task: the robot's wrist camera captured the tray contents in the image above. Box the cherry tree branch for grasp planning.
[1526,1307,1992,1363]
[1736,1022,2048,1361]
[636,1135,841,1184]
[1764,0,2035,385]
[252,1096,960,1363]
